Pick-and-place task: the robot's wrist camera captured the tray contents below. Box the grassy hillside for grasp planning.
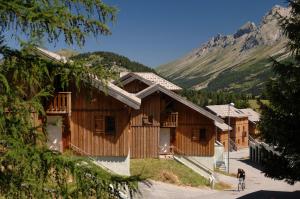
[131,159,209,187]
[72,51,155,73]
[158,43,289,95]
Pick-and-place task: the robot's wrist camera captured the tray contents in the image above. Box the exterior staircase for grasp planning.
[229,138,238,151]
[171,147,217,187]
[69,143,130,199]
[69,143,114,173]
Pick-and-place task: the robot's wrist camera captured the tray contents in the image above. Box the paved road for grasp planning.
[136,149,300,199]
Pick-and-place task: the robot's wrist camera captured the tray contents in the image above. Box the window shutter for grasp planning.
[192,129,199,141]
[95,116,105,133]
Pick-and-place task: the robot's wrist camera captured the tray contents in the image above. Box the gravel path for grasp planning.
[136,149,300,199]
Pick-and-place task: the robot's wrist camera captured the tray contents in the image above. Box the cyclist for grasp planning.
[237,168,245,191]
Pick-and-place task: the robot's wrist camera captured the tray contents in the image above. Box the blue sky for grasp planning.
[5,0,287,67]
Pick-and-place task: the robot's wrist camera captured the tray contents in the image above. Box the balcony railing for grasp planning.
[46,92,71,116]
[161,112,178,127]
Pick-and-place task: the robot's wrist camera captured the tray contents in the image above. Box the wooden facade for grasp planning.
[130,93,160,158]
[173,100,215,156]
[46,85,218,159]
[217,130,229,152]
[70,87,130,157]
[225,117,249,149]
[130,93,216,158]
[122,79,148,93]
[249,122,259,138]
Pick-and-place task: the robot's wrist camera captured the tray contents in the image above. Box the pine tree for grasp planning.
[259,0,300,184]
[0,1,140,198]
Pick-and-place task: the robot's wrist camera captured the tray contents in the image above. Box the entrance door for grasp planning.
[159,128,170,154]
[47,116,62,152]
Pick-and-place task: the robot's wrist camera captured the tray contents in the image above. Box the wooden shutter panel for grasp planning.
[192,128,199,141]
[95,115,105,133]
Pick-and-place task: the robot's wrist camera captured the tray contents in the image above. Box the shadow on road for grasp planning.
[237,190,300,199]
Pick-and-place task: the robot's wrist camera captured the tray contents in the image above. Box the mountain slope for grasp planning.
[157,5,291,95]
[71,51,155,73]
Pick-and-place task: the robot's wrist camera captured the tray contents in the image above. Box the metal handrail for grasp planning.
[229,138,238,151]
[69,143,115,173]
[171,146,214,175]
[248,135,257,144]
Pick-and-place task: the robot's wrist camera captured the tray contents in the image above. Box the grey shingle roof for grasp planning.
[240,108,260,123]
[215,121,232,131]
[119,72,182,91]
[206,105,248,118]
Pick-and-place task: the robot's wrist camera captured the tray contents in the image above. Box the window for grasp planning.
[192,128,207,142]
[200,128,207,141]
[94,115,116,135]
[142,115,153,125]
[105,116,116,135]
[238,127,240,133]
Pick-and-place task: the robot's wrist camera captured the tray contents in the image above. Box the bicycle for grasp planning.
[238,177,245,191]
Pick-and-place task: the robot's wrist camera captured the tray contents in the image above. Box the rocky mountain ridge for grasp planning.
[157,5,291,94]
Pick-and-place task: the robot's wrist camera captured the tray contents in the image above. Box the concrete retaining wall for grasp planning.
[186,156,214,170]
[94,152,130,176]
[214,143,225,166]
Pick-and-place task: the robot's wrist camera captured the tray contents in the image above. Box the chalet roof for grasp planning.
[136,84,223,123]
[206,105,248,118]
[35,47,141,109]
[119,72,182,91]
[89,77,141,110]
[240,108,260,123]
[214,121,232,131]
[35,47,68,63]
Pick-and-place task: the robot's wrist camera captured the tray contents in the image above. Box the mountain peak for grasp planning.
[234,21,256,39]
[262,5,290,24]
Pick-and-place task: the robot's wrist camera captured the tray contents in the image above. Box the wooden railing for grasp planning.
[46,92,71,116]
[160,112,178,127]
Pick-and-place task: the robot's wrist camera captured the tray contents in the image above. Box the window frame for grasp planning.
[94,115,116,136]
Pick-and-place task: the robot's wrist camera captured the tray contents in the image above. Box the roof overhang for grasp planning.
[117,72,154,87]
[87,76,141,110]
[35,47,141,110]
[117,72,182,91]
[214,121,232,131]
[136,84,223,123]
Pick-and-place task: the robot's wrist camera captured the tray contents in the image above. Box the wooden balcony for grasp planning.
[160,112,178,127]
[46,92,71,116]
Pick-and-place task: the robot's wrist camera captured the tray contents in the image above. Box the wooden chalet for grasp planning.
[37,48,224,176]
[240,108,260,138]
[206,105,249,150]
[214,121,232,151]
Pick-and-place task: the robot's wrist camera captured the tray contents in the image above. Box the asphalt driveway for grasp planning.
[136,149,300,199]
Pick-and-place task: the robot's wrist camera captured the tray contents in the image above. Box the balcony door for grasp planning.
[46,116,63,152]
[159,128,170,154]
